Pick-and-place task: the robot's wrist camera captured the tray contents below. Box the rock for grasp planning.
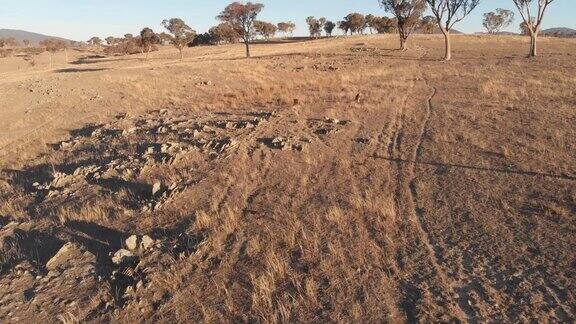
[123,127,138,135]
[60,141,73,149]
[152,181,163,196]
[272,137,288,149]
[141,235,155,250]
[112,249,136,265]
[325,118,340,124]
[45,242,96,275]
[125,235,139,251]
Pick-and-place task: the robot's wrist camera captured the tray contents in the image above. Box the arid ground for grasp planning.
[0,34,575,322]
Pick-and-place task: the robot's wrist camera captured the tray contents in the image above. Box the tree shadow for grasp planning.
[54,68,109,73]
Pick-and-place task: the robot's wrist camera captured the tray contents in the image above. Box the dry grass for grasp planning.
[0,34,575,322]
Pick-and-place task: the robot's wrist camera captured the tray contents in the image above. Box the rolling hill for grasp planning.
[0,29,74,45]
[541,27,576,37]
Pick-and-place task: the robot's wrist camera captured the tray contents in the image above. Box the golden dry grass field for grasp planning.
[0,34,575,322]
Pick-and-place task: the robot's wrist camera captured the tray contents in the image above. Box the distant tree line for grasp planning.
[90,0,560,60]
[0,0,563,64]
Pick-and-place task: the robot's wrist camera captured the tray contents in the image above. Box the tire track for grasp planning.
[387,68,475,320]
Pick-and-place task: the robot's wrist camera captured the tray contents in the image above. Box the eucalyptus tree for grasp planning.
[425,0,481,60]
[511,0,555,57]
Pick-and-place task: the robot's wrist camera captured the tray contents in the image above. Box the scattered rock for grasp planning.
[141,235,155,250]
[112,249,136,265]
[45,242,96,276]
[152,181,163,197]
[272,137,288,150]
[125,235,139,251]
[355,137,370,144]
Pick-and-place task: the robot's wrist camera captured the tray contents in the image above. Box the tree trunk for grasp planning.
[244,41,250,58]
[529,32,538,57]
[399,36,407,51]
[64,48,68,64]
[442,29,452,61]
[179,48,184,61]
[49,53,53,69]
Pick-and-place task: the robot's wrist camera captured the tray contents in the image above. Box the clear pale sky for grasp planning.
[1,0,575,40]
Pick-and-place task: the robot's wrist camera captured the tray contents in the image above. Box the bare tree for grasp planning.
[425,0,480,60]
[162,18,196,60]
[380,0,427,50]
[217,2,265,58]
[512,0,555,57]
[23,39,31,47]
[483,9,515,34]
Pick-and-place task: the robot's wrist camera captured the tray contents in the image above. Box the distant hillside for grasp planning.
[0,29,74,45]
[541,27,576,37]
[474,31,518,35]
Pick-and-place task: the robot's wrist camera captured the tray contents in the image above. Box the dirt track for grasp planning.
[0,35,575,322]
